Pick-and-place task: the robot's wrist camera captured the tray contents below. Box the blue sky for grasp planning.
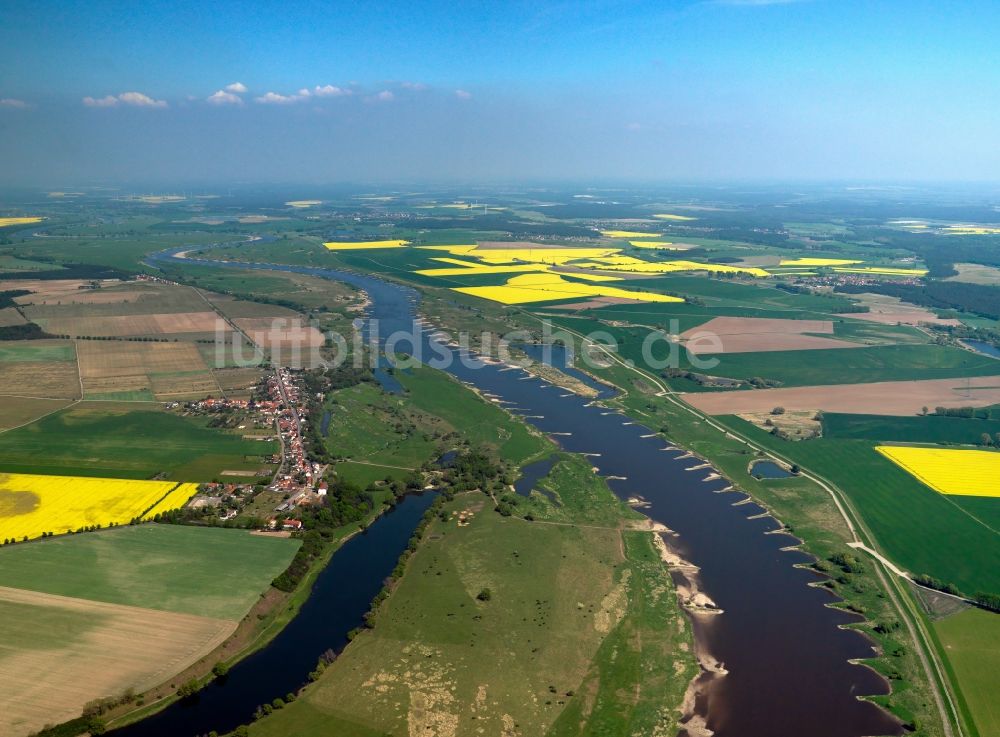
[2,0,999,184]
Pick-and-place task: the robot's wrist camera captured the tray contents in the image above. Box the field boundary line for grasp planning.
[190,285,262,364]
[73,338,84,398]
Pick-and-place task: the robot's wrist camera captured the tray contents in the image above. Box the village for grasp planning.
[180,367,329,533]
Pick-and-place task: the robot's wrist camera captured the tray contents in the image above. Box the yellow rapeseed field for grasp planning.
[599,230,663,239]
[653,213,696,221]
[452,272,685,305]
[831,266,928,276]
[0,217,44,228]
[944,225,1000,235]
[779,257,862,267]
[474,247,621,265]
[324,240,410,250]
[0,473,198,540]
[416,262,554,277]
[286,200,322,208]
[875,446,1000,498]
[628,240,675,248]
[583,259,771,278]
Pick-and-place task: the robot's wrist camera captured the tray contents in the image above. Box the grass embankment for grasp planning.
[326,366,549,486]
[248,455,696,737]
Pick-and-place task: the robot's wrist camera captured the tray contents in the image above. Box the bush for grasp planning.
[176,679,201,699]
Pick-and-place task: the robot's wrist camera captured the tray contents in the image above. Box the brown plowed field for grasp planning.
[681,316,863,354]
[682,375,1000,416]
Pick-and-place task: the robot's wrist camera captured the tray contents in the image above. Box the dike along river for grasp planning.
[127,248,902,737]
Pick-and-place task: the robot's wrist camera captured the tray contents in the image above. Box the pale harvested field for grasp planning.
[20,289,149,306]
[684,317,835,336]
[0,361,80,399]
[0,585,235,737]
[22,283,207,317]
[77,342,216,398]
[149,372,220,398]
[554,296,650,310]
[235,318,325,350]
[208,294,301,320]
[1,279,91,303]
[84,374,152,394]
[77,341,209,379]
[37,311,227,337]
[682,316,863,354]
[0,307,27,326]
[215,367,265,392]
[683,375,1000,416]
[0,397,75,431]
[837,293,961,327]
[946,262,1000,286]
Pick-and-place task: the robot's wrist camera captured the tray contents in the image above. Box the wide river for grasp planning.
[120,248,902,737]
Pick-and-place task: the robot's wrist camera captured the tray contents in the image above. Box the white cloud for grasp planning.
[225,82,248,94]
[207,90,243,105]
[118,91,168,108]
[83,95,120,107]
[313,84,350,97]
[253,86,353,104]
[84,92,166,108]
[0,98,30,109]
[625,122,643,131]
[254,90,309,104]
[401,81,428,91]
[454,89,472,100]
[375,90,394,102]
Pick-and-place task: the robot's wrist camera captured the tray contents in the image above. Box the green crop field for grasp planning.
[717,416,1000,596]
[610,274,859,312]
[0,523,299,620]
[660,342,999,388]
[0,403,277,481]
[934,608,1000,737]
[250,456,693,737]
[822,412,1000,445]
[0,339,76,363]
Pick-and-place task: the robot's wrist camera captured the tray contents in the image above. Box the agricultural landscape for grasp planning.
[0,184,997,737]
